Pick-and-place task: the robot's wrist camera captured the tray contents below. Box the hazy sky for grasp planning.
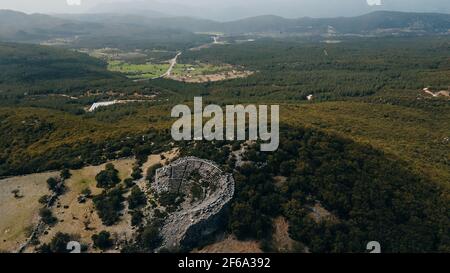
[1,0,449,20]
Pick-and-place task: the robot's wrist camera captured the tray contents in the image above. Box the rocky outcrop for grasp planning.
[151,157,234,251]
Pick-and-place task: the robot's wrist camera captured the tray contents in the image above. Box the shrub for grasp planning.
[38,195,50,204]
[92,231,113,250]
[128,186,147,210]
[39,208,57,225]
[146,163,162,182]
[131,210,144,227]
[93,188,124,226]
[95,164,121,189]
[60,168,71,180]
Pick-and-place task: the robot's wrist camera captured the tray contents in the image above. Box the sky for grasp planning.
[1,0,449,20]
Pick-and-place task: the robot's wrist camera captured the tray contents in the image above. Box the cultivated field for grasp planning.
[108,61,170,80]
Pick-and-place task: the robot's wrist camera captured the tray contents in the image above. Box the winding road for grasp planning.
[148,35,221,81]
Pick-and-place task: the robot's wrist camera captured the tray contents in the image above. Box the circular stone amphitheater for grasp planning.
[151,157,235,251]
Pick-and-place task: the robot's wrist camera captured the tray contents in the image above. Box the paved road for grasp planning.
[137,36,220,82]
[132,51,182,82]
[161,52,182,78]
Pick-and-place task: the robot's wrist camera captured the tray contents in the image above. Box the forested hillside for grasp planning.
[0,104,174,177]
[0,14,448,253]
[0,42,123,96]
[0,10,93,42]
[162,36,450,102]
[180,128,450,252]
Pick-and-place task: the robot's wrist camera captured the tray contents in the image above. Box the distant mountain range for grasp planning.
[0,9,449,44]
[0,10,206,50]
[87,0,450,22]
[4,0,450,21]
[0,10,99,42]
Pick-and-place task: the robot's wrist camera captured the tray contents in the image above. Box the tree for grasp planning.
[92,231,113,250]
[131,165,143,180]
[229,202,257,240]
[39,208,57,225]
[119,146,132,157]
[93,188,125,226]
[124,178,135,188]
[37,233,75,253]
[81,188,92,198]
[46,177,59,191]
[131,210,144,227]
[60,168,71,180]
[95,164,121,189]
[36,243,52,253]
[38,195,50,204]
[48,232,73,253]
[279,160,295,176]
[146,163,162,182]
[139,224,162,251]
[128,186,147,210]
[231,141,241,151]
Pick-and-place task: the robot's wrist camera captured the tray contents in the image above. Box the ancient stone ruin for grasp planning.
[151,157,234,251]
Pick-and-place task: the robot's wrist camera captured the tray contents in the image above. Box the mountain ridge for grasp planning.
[0,9,449,44]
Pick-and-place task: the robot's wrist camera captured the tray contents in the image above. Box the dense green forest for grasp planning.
[174,36,450,102]
[180,128,450,252]
[0,105,174,176]
[0,43,123,95]
[0,42,171,113]
[1,36,448,108]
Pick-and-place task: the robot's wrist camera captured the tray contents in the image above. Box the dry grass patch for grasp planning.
[27,159,135,253]
[272,217,300,253]
[192,235,262,253]
[0,172,56,252]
